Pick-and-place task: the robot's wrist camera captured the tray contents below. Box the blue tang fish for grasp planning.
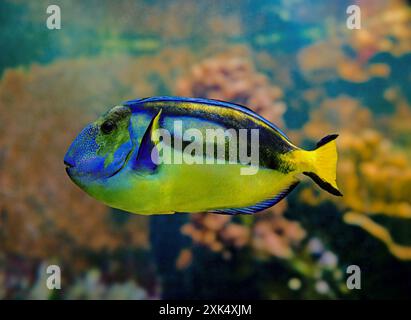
[64,96,341,215]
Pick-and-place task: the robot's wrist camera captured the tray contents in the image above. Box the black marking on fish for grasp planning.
[316,134,339,148]
[125,97,295,172]
[125,96,289,139]
[209,180,300,215]
[303,172,343,196]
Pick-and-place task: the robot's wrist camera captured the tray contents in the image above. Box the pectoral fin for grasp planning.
[131,109,162,173]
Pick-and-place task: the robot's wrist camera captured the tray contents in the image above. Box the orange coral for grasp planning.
[298,0,409,84]
[176,53,286,127]
[253,214,306,259]
[344,211,411,260]
[353,1,411,57]
[175,248,193,270]
[0,50,201,262]
[181,210,306,260]
[181,214,244,257]
[175,54,308,260]
[299,95,411,260]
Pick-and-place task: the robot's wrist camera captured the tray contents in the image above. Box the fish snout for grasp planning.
[64,152,76,178]
[64,154,75,168]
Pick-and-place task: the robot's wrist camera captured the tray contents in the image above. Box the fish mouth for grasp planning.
[64,161,74,177]
[64,158,76,177]
[64,159,74,168]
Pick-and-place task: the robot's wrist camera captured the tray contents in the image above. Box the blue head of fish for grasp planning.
[64,105,134,189]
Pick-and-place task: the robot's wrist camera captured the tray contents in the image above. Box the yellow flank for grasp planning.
[163,162,296,213]
[85,135,341,215]
[88,137,341,215]
[94,148,299,215]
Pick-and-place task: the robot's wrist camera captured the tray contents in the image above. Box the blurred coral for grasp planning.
[253,213,306,259]
[176,52,286,127]
[175,248,193,270]
[353,0,411,57]
[0,50,203,299]
[298,0,410,84]
[281,1,410,261]
[64,269,148,300]
[0,58,149,260]
[181,214,248,259]
[180,206,307,261]
[299,95,411,260]
[298,40,392,83]
[1,0,411,300]
[176,53,310,264]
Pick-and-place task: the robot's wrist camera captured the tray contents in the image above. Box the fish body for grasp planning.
[65,96,341,215]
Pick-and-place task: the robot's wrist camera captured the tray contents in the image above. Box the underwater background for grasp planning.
[0,0,411,299]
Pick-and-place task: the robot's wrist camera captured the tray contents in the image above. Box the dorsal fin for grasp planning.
[209,181,300,215]
[131,109,162,173]
[124,96,290,140]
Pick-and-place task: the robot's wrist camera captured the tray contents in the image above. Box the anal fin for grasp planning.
[209,181,300,215]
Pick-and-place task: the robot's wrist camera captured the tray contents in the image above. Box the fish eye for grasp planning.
[100,120,116,134]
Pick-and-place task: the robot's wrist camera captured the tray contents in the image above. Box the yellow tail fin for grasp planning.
[303,134,342,196]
